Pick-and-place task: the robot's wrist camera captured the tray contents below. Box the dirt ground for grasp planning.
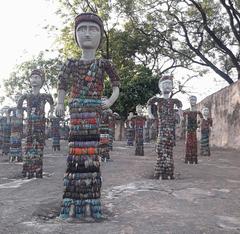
[0,139,240,234]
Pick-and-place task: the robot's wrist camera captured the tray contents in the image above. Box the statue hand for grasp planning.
[149,114,155,119]
[55,103,64,117]
[101,99,111,110]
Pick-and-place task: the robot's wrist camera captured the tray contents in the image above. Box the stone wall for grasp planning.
[196,80,240,150]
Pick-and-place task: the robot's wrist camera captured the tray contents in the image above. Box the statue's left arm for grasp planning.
[102,60,120,109]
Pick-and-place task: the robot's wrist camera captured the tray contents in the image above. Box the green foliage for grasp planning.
[4,52,61,98]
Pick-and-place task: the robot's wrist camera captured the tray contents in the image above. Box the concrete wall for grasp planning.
[196,80,240,150]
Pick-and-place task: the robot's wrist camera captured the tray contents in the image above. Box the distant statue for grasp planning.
[50,116,61,151]
[99,97,112,161]
[125,112,135,146]
[131,105,146,156]
[200,107,212,156]
[183,95,203,164]
[147,75,182,179]
[1,106,11,156]
[17,69,54,178]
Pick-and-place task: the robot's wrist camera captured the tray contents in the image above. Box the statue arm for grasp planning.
[55,60,72,117]
[147,96,159,119]
[16,94,27,118]
[102,59,120,109]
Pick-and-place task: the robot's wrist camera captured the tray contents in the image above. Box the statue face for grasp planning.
[76,21,101,50]
[189,95,197,106]
[30,74,42,88]
[202,107,209,117]
[159,80,173,94]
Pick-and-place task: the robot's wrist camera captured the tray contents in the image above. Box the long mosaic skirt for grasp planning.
[23,116,45,178]
[135,127,144,156]
[185,131,198,164]
[154,128,174,179]
[60,98,102,219]
[126,128,134,146]
[200,130,210,156]
[2,123,11,156]
[9,117,23,162]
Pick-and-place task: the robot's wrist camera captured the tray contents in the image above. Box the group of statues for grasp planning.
[0,12,213,221]
[125,75,213,180]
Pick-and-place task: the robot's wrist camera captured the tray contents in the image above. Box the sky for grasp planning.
[0,0,230,110]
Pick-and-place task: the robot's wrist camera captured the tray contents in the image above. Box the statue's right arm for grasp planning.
[55,90,66,117]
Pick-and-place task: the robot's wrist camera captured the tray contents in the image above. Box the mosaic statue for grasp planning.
[99,105,112,162]
[50,116,61,151]
[0,110,3,151]
[55,13,120,220]
[200,107,212,156]
[131,105,146,156]
[108,111,119,150]
[17,69,54,178]
[147,75,182,179]
[144,118,151,143]
[1,106,11,156]
[183,95,203,164]
[8,94,25,162]
[125,112,135,146]
[9,110,22,162]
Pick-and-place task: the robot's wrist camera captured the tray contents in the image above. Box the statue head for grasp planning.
[14,93,22,104]
[136,104,143,116]
[29,69,45,89]
[1,106,10,115]
[202,107,209,118]
[158,75,173,95]
[128,112,134,120]
[75,13,104,50]
[189,95,197,107]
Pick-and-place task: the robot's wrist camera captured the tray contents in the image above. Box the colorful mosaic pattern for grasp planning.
[183,111,203,164]
[17,93,54,178]
[58,59,120,219]
[8,107,23,162]
[0,117,4,151]
[2,116,11,156]
[131,116,146,156]
[50,117,61,151]
[200,118,212,156]
[147,97,182,179]
[99,109,111,161]
[125,119,135,146]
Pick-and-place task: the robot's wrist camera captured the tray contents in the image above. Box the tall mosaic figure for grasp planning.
[183,95,203,164]
[8,109,23,162]
[17,69,54,178]
[132,105,146,156]
[1,106,11,156]
[147,75,182,179]
[55,13,120,220]
[200,107,212,156]
[125,112,135,146]
[50,116,61,151]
